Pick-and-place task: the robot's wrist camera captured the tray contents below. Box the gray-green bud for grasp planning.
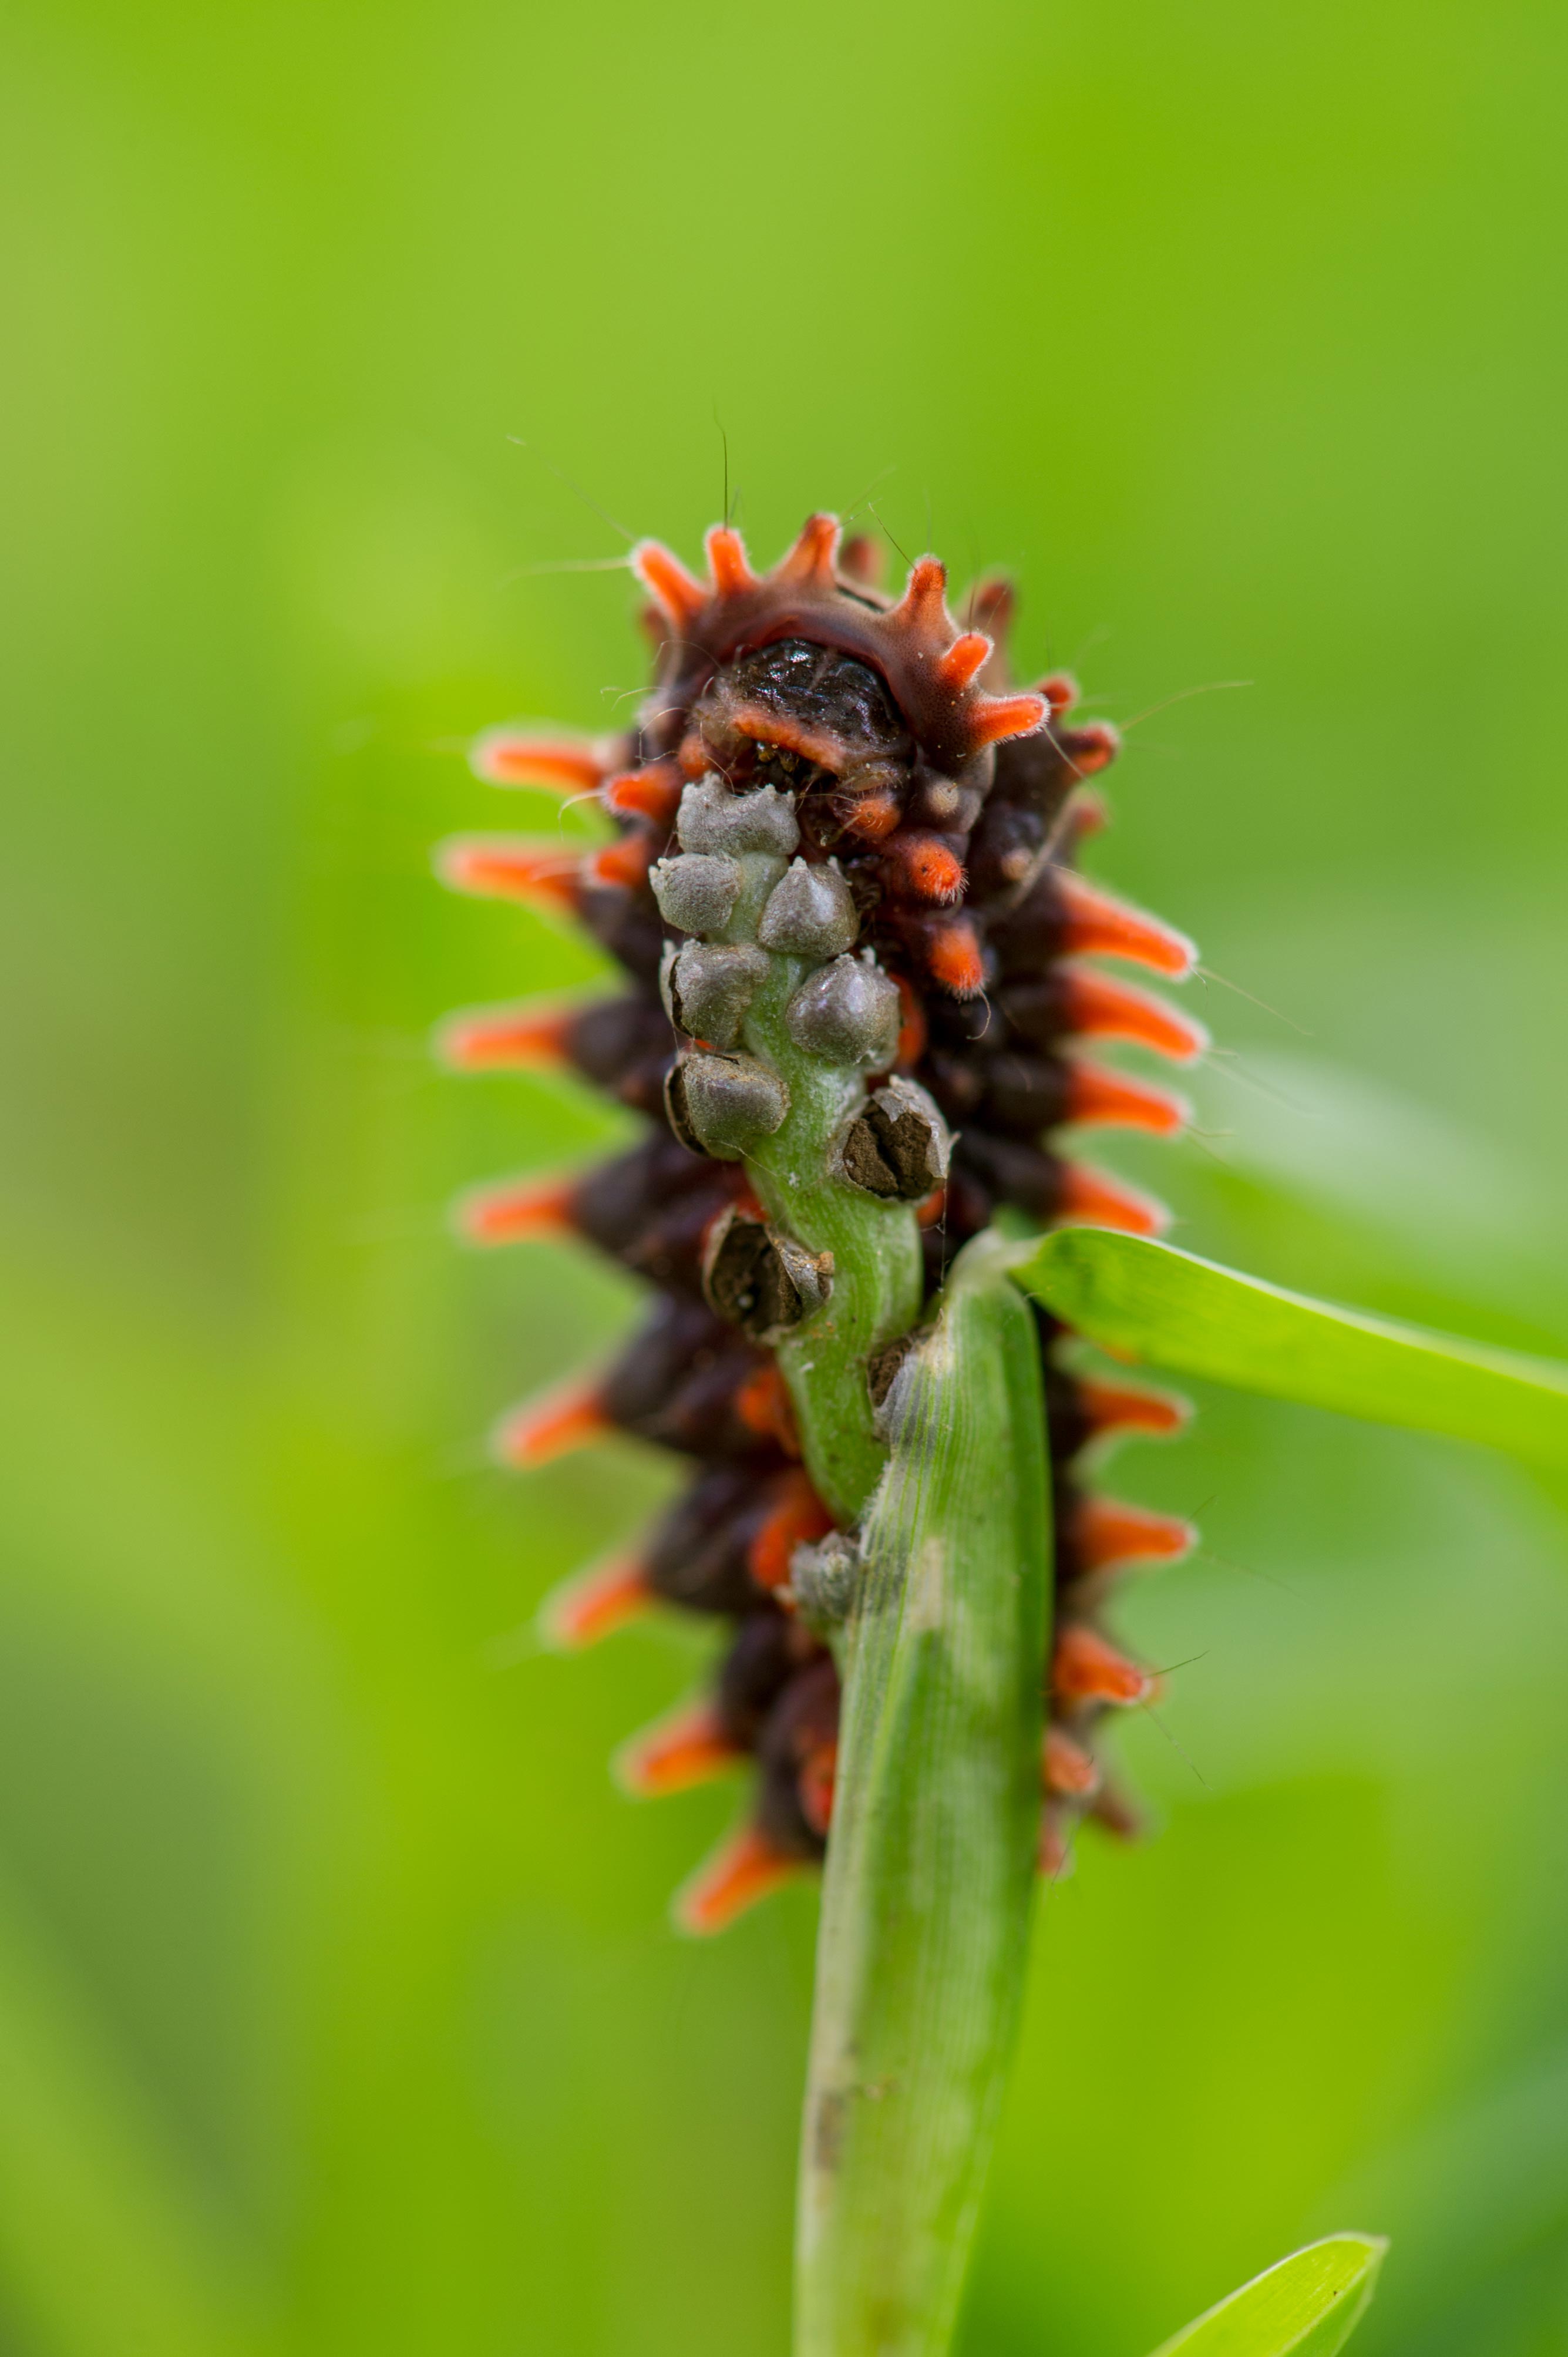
[650,852,743,936]
[677,774,800,859]
[664,1050,790,1159]
[757,856,860,959]
[837,1076,951,1201]
[661,939,771,1047]
[783,953,902,1067]
[789,1531,860,1630]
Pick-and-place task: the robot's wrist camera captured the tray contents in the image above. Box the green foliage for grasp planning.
[1148,2236,1385,2357]
[1013,1233,1568,1468]
[8,0,1568,2350]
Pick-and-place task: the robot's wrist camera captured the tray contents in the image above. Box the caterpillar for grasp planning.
[438,513,1207,1934]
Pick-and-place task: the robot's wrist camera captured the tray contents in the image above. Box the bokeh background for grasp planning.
[6,0,1568,2350]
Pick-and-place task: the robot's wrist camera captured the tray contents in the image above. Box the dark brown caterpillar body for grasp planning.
[442,516,1207,1928]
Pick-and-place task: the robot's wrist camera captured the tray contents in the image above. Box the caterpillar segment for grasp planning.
[443,515,1207,1928]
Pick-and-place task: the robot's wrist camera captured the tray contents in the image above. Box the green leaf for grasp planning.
[1013,1230,1568,1468]
[1148,2234,1387,2357]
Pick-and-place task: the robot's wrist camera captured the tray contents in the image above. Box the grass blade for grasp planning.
[795,1235,1051,2356]
[1014,1230,1568,1468]
[1147,2233,1386,2356]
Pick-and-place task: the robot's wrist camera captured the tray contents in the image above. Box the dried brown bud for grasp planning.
[836,1077,951,1200]
[702,1206,833,1341]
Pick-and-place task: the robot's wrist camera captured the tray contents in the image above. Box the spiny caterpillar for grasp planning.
[438,514,1207,1933]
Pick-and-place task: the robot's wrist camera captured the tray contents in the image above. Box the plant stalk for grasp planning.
[731,868,924,1521]
[792,1235,1051,2357]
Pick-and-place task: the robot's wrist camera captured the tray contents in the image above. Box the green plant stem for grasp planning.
[793,1233,1051,2357]
[743,1018,923,1522]
[713,851,1041,2352]
[728,872,923,1522]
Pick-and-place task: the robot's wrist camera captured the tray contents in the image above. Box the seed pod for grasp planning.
[783,953,901,1067]
[837,1076,951,1201]
[758,857,860,958]
[662,940,771,1047]
[665,1051,790,1159]
[677,774,800,859]
[789,1531,860,1631]
[650,853,743,936]
[702,1205,834,1341]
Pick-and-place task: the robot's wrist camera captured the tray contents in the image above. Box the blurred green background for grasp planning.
[5,0,1568,2350]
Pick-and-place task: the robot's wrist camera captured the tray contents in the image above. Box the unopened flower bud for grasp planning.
[702,1205,833,1341]
[662,940,770,1047]
[783,953,901,1067]
[837,1076,951,1200]
[757,857,859,959]
[665,1051,790,1159]
[677,775,800,859]
[650,853,743,936]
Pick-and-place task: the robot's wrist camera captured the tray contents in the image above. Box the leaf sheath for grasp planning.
[795,1238,1051,2357]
